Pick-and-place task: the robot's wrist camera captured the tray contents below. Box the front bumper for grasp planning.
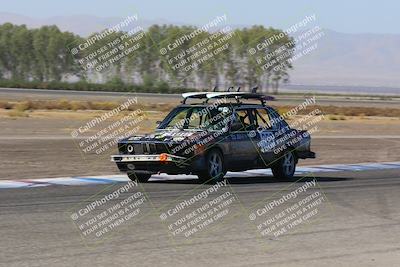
[111,154,186,163]
[111,154,203,174]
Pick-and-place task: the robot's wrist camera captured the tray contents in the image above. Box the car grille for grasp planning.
[119,143,169,155]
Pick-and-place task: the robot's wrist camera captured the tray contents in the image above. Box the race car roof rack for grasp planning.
[206,92,275,105]
[181,92,213,103]
[181,86,274,105]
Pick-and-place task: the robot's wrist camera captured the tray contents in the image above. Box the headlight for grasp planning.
[127,144,134,153]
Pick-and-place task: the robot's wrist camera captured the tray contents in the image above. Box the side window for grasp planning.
[166,108,190,129]
[235,109,256,130]
[236,110,251,127]
[254,109,273,129]
[187,110,202,128]
[268,108,289,130]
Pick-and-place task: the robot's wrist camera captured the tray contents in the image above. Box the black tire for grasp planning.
[127,172,151,183]
[197,149,226,183]
[272,151,296,180]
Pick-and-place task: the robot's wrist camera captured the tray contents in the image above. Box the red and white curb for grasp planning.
[1,161,400,189]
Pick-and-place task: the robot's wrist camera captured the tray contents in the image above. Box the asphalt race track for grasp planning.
[1,165,400,266]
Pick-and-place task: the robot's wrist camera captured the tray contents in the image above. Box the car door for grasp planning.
[229,107,259,168]
[252,107,279,164]
[267,107,294,152]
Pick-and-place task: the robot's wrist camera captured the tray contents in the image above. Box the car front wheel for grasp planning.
[272,151,296,180]
[198,149,226,183]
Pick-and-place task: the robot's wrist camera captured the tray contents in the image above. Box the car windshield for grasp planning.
[159,106,233,130]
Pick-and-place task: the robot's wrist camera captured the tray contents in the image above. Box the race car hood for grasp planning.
[122,129,209,144]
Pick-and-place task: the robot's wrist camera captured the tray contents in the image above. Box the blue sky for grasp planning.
[1,0,399,34]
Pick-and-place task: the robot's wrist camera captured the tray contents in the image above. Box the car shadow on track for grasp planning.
[148,175,353,185]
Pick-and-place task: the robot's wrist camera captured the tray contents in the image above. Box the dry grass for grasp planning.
[273,105,400,118]
[0,99,175,114]
[0,100,13,109]
[8,110,29,117]
[1,99,399,118]
[328,115,346,120]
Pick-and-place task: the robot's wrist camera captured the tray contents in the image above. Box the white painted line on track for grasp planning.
[1,161,399,189]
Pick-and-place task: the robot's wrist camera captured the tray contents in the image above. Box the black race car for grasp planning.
[111,91,315,183]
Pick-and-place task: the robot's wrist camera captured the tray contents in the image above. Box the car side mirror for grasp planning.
[230,122,243,131]
[156,120,162,128]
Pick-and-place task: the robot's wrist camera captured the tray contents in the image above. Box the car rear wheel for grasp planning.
[198,149,226,183]
[127,172,151,183]
[272,151,296,180]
